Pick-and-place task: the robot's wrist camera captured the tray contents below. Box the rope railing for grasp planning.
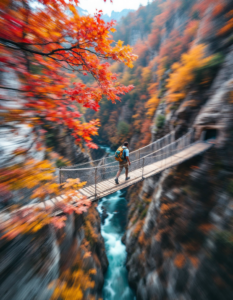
[59,129,196,198]
[61,131,176,170]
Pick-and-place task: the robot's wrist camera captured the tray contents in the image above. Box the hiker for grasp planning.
[114,142,131,184]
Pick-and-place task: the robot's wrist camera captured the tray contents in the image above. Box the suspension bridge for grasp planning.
[58,129,213,202]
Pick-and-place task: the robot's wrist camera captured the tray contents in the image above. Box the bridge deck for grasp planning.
[79,141,212,201]
[10,141,212,213]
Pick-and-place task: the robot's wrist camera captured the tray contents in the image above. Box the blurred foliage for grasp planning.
[194,53,225,86]
[156,115,166,129]
[51,261,96,300]
[0,0,137,238]
[56,159,69,168]
[140,208,148,220]
[215,230,233,249]
[218,10,233,36]
[117,121,130,136]
[166,44,214,103]
[84,208,99,248]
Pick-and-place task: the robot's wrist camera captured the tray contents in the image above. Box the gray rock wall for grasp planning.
[125,145,233,299]
[124,2,233,299]
[0,205,108,300]
[0,225,59,300]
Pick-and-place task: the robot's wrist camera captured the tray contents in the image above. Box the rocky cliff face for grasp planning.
[125,145,233,299]
[0,204,108,300]
[123,1,233,299]
[125,101,233,299]
[45,124,91,166]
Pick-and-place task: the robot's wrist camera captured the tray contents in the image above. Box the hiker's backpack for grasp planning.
[115,146,126,162]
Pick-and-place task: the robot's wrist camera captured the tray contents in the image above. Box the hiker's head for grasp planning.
[124,142,129,148]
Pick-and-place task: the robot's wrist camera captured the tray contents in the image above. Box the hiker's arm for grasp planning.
[126,156,131,165]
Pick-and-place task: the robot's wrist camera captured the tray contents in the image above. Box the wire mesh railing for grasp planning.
[61,131,176,170]
[59,129,196,198]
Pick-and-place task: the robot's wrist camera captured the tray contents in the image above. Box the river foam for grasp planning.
[97,191,135,300]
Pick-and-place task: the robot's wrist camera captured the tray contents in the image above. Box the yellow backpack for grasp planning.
[115,146,126,162]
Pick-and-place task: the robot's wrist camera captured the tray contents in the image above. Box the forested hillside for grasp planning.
[86,0,232,150]
[105,0,233,299]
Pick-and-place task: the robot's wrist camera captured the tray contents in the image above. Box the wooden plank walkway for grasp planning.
[78,141,212,201]
[1,141,212,216]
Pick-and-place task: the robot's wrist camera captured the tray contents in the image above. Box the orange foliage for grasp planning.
[189,256,200,268]
[182,99,200,108]
[138,231,146,245]
[212,3,225,17]
[155,228,169,242]
[148,28,160,49]
[160,203,171,212]
[156,21,198,80]
[156,0,180,28]
[134,43,149,58]
[174,253,186,268]
[182,241,201,253]
[166,44,213,103]
[218,10,233,36]
[51,252,97,300]
[198,223,214,233]
[183,20,200,43]
[192,0,223,18]
[140,119,152,146]
[155,232,161,242]
[146,94,160,117]
[163,250,174,258]
[0,176,91,240]
[133,220,144,238]
[229,91,233,103]
[0,0,137,238]
[191,165,200,170]
[0,1,136,143]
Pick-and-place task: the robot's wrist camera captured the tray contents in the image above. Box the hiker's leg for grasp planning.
[125,168,129,178]
[116,163,123,178]
[116,169,121,178]
[125,164,129,178]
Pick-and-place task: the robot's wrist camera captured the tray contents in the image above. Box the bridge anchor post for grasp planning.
[59,168,61,186]
[95,167,97,200]
[142,157,145,179]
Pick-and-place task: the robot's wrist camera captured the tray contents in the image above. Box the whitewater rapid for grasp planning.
[97,191,135,300]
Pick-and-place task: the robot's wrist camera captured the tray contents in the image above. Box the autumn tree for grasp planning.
[0,0,136,234]
[166,44,214,103]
